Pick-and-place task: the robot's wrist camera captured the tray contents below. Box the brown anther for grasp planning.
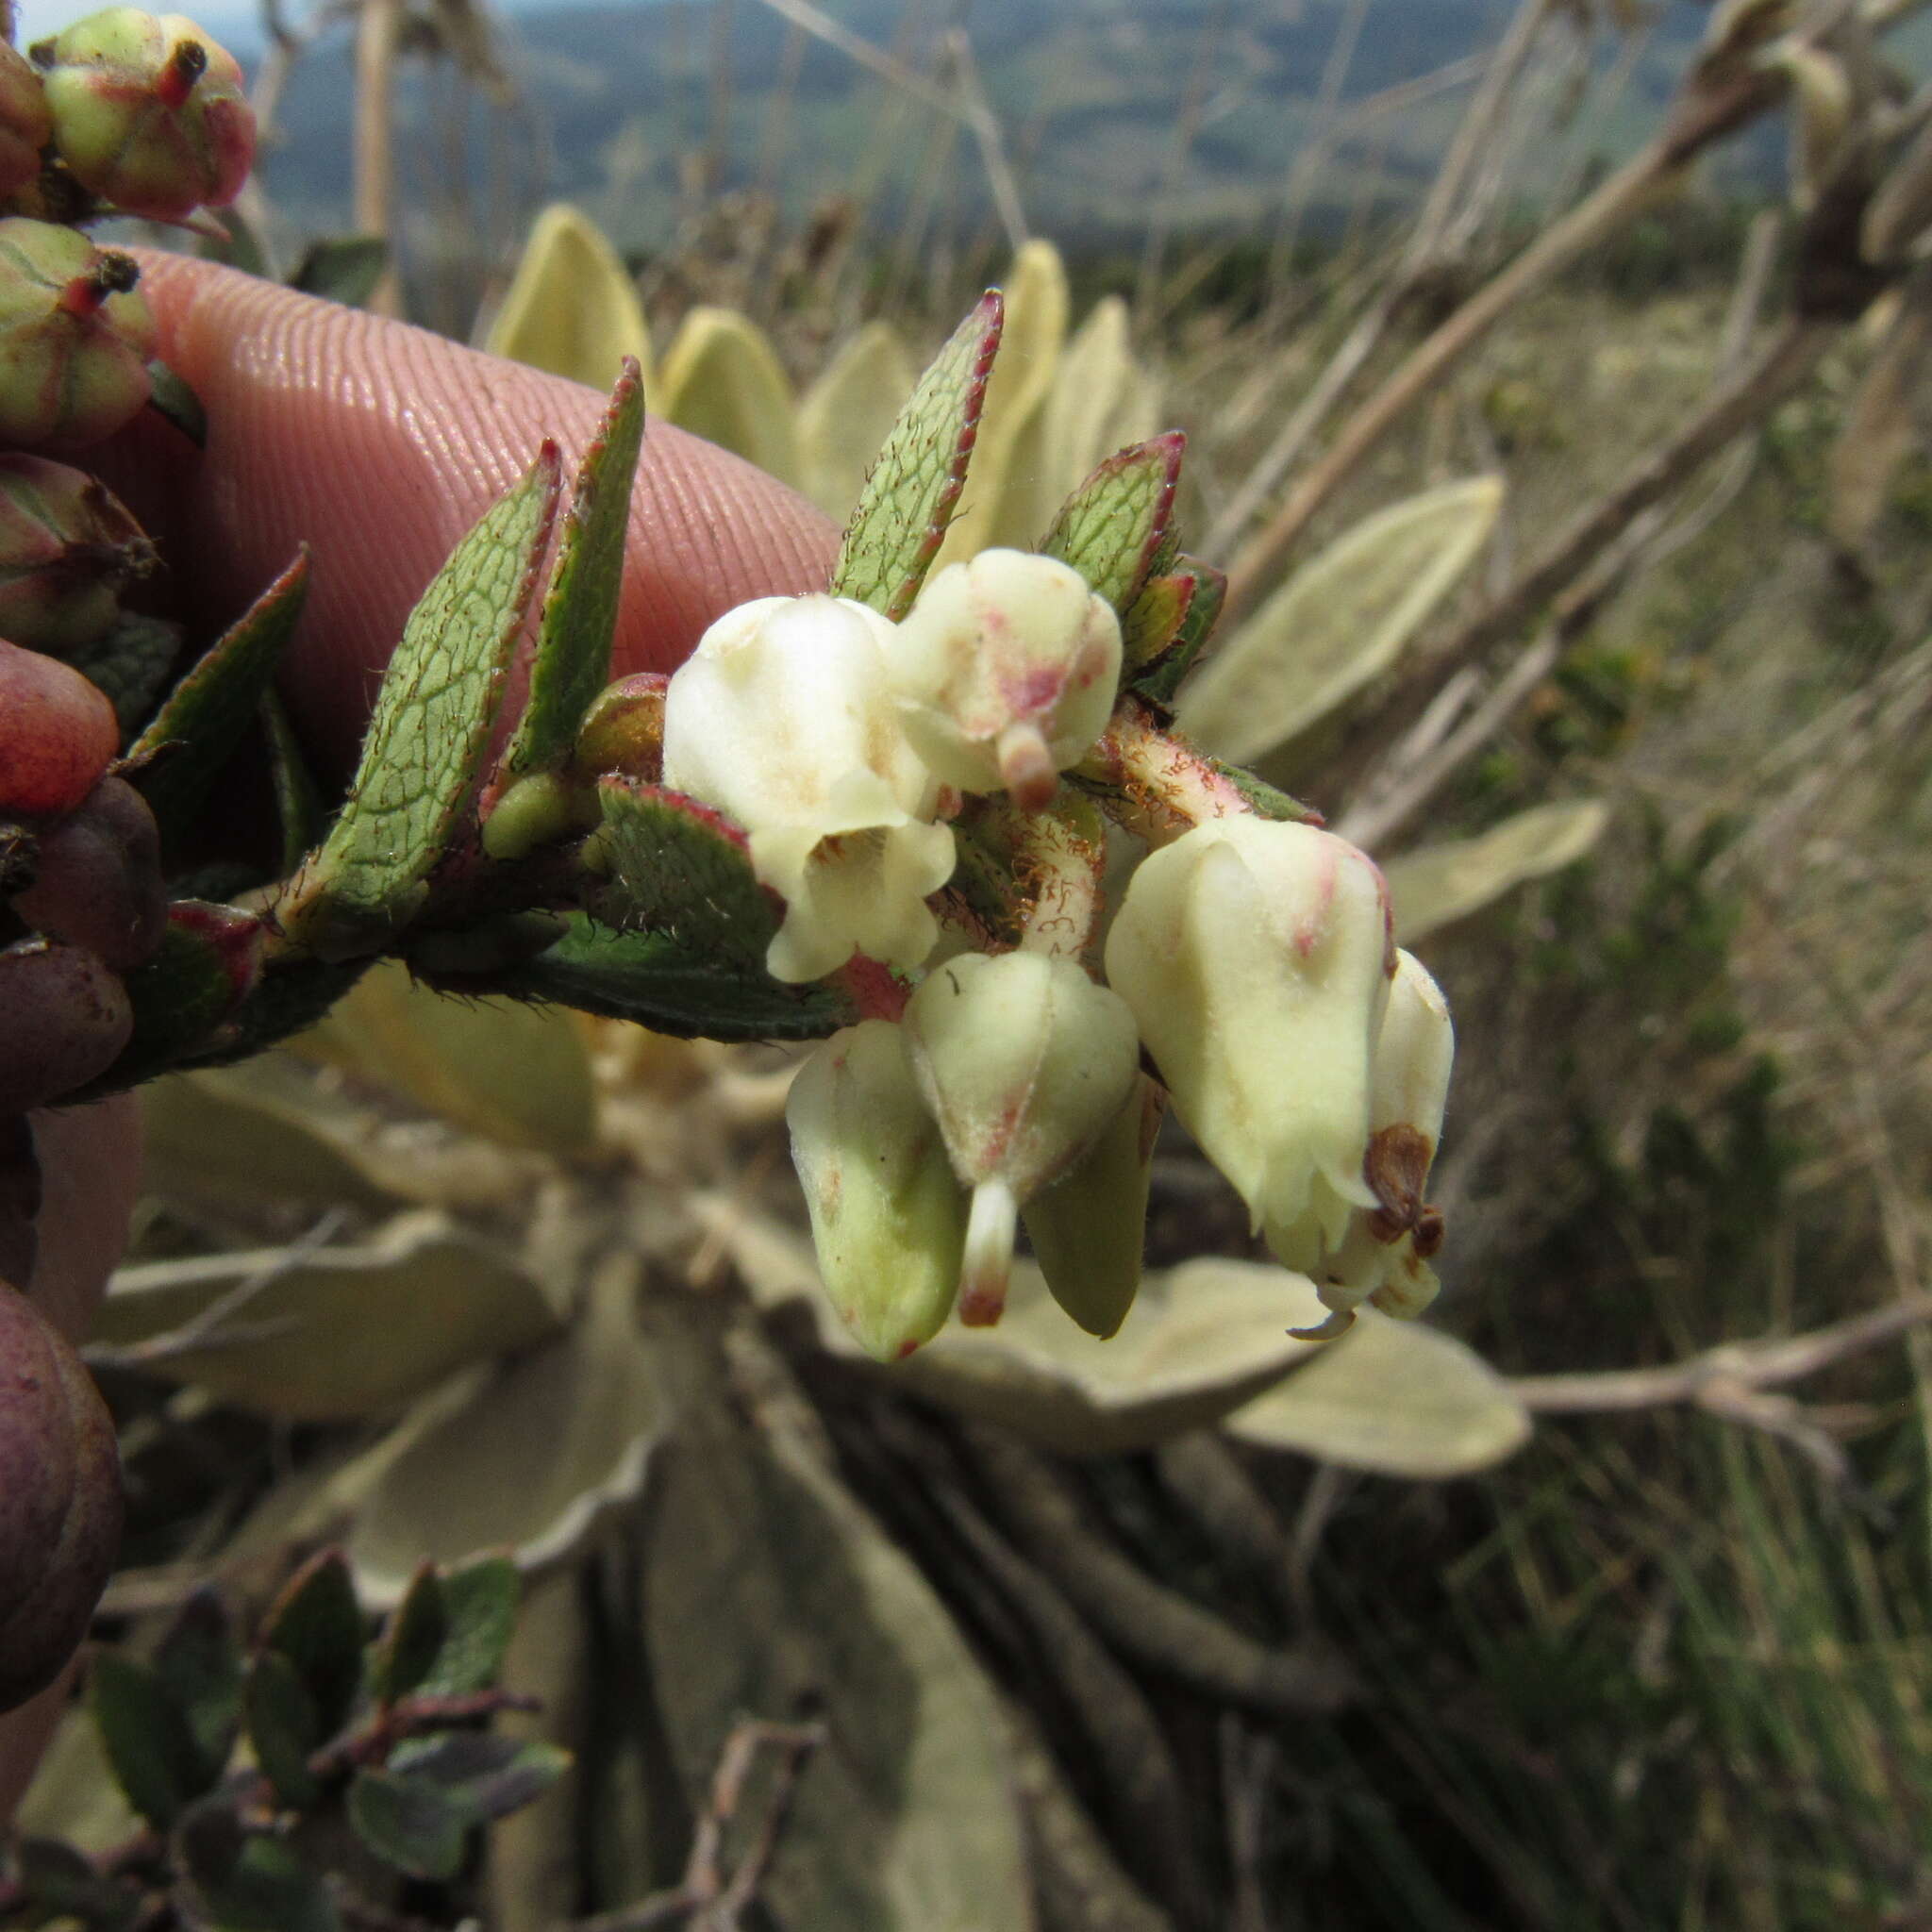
[56,250,139,317]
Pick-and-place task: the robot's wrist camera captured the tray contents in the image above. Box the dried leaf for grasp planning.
[486,203,655,392]
[797,320,920,521]
[1828,290,1932,551]
[1180,476,1503,764]
[1383,798,1611,942]
[1226,1291,1531,1476]
[1865,114,1932,263]
[97,1210,562,1420]
[657,306,799,486]
[832,292,1003,620]
[643,1392,1032,1928]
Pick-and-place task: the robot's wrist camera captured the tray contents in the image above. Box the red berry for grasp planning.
[0,1282,124,1712]
[0,636,119,818]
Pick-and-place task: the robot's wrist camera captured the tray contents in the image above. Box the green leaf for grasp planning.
[832,291,1004,620]
[289,235,388,308]
[127,551,310,849]
[1041,431,1185,613]
[96,1209,564,1421]
[292,959,596,1154]
[485,203,655,392]
[1225,1295,1532,1476]
[1120,569,1195,670]
[504,360,647,779]
[1179,476,1504,764]
[9,1838,139,1931]
[143,358,208,446]
[644,1386,1032,1929]
[1131,557,1226,703]
[191,956,375,1069]
[421,1556,521,1697]
[656,306,799,484]
[179,1800,342,1932]
[490,912,856,1043]
[1383,799,1611,942]
[369,1563,447,1707]
[347,1767,470,1880]
[288,451,562,957]
[389,1732,570,1823]
[342,1267,661,1606]
[65,612,180,739]
[85,902,263,1094]
[797,320,919,520]
[258,1549,364,1742]
[153,1590,242,1795]
[585,778,776,968]
[87,1653,203,1830]
[244,1648,322,1808]
[261,688,325,877]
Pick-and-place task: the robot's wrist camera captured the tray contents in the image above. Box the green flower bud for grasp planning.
[0,218,156,448]
[902,949,1141,1326]
[0,43,54,201]
[787,1020,969,1362]
[0,455,154,655]
[38,8,255,222]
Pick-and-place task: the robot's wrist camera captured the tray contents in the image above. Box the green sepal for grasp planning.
[1040,430,1185,613]
[80,901,264,1095]
[832,291,1002,620]
[502,359,646,780]
[281,450,562,958]
[485,912,856,1043]
[1214,759,1323,824]
[258,1549,364,1744]
[127,551,310,852]
[87,1652,205,1831]
[1130,556,1226,704]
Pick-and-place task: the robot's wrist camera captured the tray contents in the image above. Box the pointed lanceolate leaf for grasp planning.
[153,1590,242,1795]
[485,913,856,1043]
[370,1563,447,1707]
[88,1653,205,1830]
[1041,431,1185,613]
[1121,571,1195,671]
[585,778,779,968]
[244,1648,322,1808]
[258,1549,364,1743]
[128,551,310,847]
[832,292,1003,620]
[504,361,646,779]
[285,452,562,957]
[261,688,325,877]
[420,1556,521,1697]
[83,901,263,1094]
[1131,557,1225,702]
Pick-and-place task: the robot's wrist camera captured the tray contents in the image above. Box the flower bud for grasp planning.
[1104,816,1394,1267]
[0,937,133,1113]
[0,455,154,655]
[888,548,1123,810]
[0,1283,125,1712]
[573,671,667,784]
[0,635,120,818]
[0,43,54,200]
[11,775,166,972]
[786,1020,968,1362]
[662,594,955,982]
[1301,949,1455,1332]
[901,949,1141,1325]
[0,217,156,448]
[38,8,255,222]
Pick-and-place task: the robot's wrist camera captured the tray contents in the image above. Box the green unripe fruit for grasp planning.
[0,1282,124,1713]
[37,8,255,222]
[0,218,156,448]
[0,43,54,202]
[0,455,154,655]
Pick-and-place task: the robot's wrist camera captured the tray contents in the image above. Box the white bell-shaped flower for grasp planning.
[661,594,956,982]
[1104,816,1395,1267]
[901,948,1141,1325]
[887,548,1123,809]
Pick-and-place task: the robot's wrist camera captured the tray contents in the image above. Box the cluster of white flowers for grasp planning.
[658,548,1455,1359]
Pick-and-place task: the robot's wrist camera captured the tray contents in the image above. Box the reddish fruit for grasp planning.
[0,1282,123,1712]
[37,9,254,223]
[0,938,132,1114]
[0,43,54,201]
[0,637,119,818]
[0,217,156,449]
[11,777,165,973]
[0,455,154,656]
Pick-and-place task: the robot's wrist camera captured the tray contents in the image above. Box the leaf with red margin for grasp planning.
[1041,430,1185,613]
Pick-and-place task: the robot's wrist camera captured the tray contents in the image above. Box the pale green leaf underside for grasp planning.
[301,453,560,938]
[832,291,1001,620]
[657,306,800,486]
[1180,475,1504,764]
[797,320,919,521]
[1385,798,1611,942]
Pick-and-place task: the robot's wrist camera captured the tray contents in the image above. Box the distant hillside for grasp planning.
[249,0,1788,277]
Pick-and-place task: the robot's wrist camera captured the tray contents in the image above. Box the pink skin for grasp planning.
[0,255,841,1819]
